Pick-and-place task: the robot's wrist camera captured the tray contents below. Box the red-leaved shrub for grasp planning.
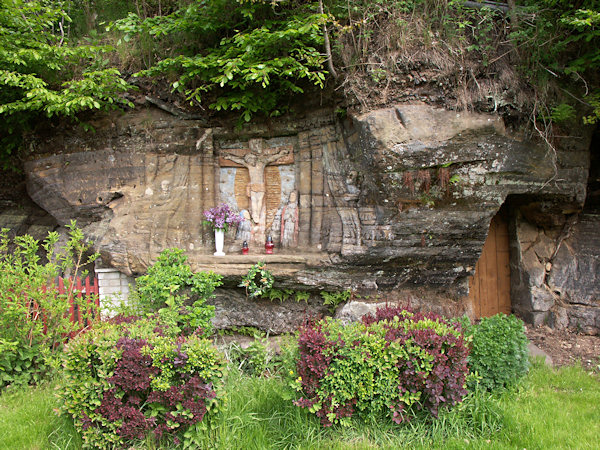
[59,317,224,448]
[292,306,469,426]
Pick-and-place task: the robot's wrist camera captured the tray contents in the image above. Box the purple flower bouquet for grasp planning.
[203,203,243,232]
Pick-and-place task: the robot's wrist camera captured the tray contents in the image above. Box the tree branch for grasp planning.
[145,96,207,123]
[319,0,338,79]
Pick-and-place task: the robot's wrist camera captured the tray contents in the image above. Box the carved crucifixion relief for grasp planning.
[220,138,293,243]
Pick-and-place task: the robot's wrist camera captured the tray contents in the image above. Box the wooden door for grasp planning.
[468,214,511,318]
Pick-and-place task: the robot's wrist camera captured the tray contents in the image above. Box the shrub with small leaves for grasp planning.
[226,337,274,377]
[0,221,99,390]
[292,306,469,426]
[58,316,225,448]
[463,313,529,391]
[130,248,222,335]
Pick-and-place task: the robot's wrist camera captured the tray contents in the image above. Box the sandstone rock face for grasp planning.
[23,102,596,331]
[512,212,600,334]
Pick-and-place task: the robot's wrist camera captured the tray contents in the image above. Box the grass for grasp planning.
[1,360,598,449]
[0,381,81,449]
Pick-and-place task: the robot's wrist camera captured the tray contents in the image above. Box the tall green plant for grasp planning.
[132,248,222,335]
[463,313,529,392]
[0,0,133,165]
[0,221,99,389]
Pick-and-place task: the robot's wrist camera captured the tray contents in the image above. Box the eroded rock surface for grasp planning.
[512,211,600,334]
[210,289,329,334]
[23,102,597,331]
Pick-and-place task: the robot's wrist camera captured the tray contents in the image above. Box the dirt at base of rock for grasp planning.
[525,325,600,371]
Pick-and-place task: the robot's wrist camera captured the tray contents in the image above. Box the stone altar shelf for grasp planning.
[189,252,331,278]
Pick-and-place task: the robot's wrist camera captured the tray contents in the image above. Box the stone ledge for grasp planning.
[190,252,332,277]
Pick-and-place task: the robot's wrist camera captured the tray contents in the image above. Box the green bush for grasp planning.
[226,337,272,377]
[465,313,529,391]
[58,316,226,448]
[0,222,98,390]
[131,248,222,335]
[293,307,469,426]
[320,289,351,312]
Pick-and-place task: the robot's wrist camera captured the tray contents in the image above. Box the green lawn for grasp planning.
[1,360,598,449]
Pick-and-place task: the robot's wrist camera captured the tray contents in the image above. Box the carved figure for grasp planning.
[236,209,252,242]
[280,191,298,248]
[221,138,291,240]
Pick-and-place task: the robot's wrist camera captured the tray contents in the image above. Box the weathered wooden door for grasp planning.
[468,214,511,318]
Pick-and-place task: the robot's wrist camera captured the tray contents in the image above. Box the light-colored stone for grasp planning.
[516,221,539,245]
[532,233,555,261]
[97,271,121,280]
[101,278,123,288]
[528,342,553,366]
[335,301,381,324]
[550,306,569,330]
[530,286,555,312]
[522,250,545,287]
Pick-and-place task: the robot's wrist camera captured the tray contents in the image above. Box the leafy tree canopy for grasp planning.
[0,0,132,165]
[109,0,329,122]
[1,0,600,165]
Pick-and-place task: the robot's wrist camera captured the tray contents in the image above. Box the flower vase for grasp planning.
[214,228,225,256]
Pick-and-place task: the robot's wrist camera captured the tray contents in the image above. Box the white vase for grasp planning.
[214,228,225,256]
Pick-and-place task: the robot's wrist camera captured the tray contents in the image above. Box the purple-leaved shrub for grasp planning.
[59,316,225,448]
[292,306,469,426]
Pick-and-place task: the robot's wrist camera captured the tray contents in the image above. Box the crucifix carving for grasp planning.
[220,138,293,242]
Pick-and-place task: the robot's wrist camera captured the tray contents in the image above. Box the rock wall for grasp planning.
[511,212,600,334]
[22,102,597,332]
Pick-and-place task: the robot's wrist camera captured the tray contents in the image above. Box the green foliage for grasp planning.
[464,313,529,392]
[295,290,311,303]
[546,103,576,124]
[226,337,272,377]
[0,0,133,165]
[0,340,46,390]
[583,91,600,124]
[510,1,600,124]
[218,325,266,338]
[263,287,295,302]
[5,360,600,449]
[110,0,328,123]
[320,289,351,312]
[58,317,225,448]
[0,221,98,390]
[240,261,274,299]
[294,309,469,426]
[132,248,222,335]
[261,287,311,303]
[226,333,299,379]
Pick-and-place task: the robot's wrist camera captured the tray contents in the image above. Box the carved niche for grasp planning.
[217,137,296,246]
